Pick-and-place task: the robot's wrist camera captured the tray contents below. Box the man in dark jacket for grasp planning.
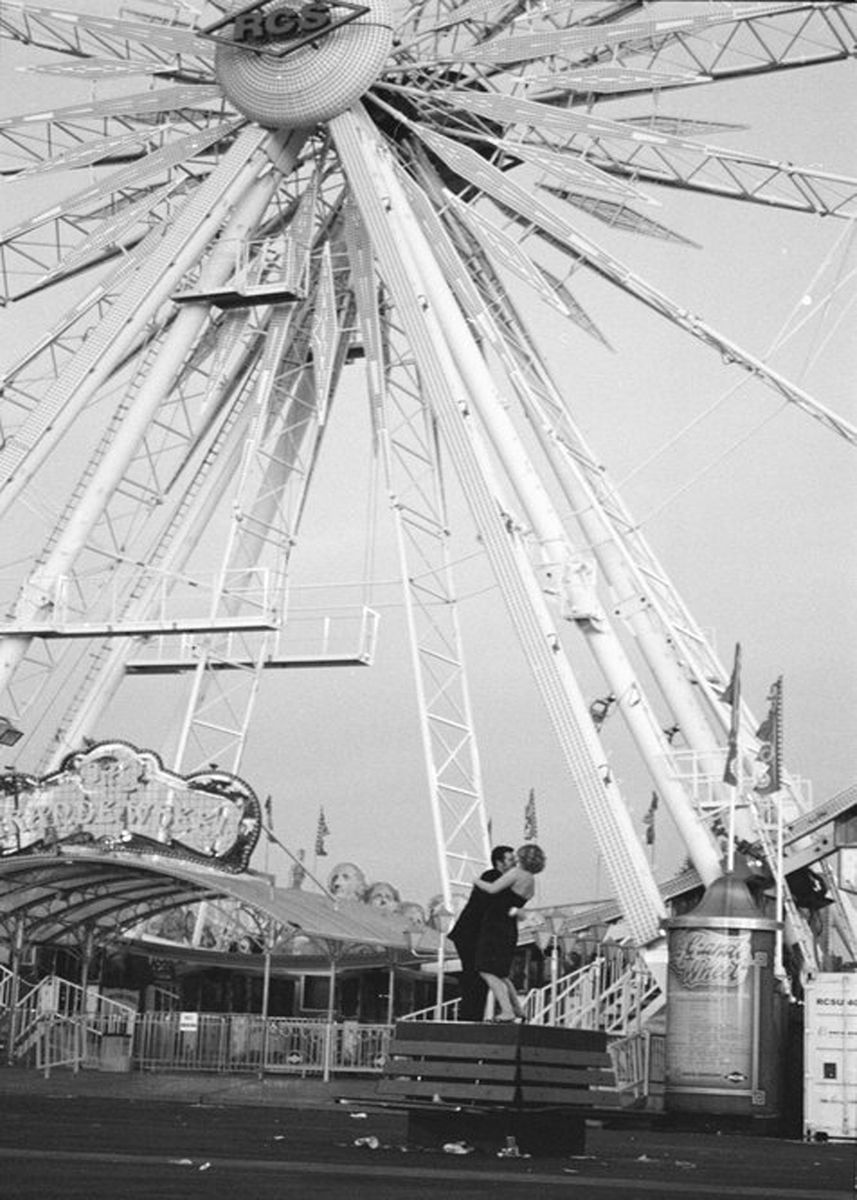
[449,845,515,1021]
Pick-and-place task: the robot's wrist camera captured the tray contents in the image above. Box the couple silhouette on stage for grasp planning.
[449,842,546,1023]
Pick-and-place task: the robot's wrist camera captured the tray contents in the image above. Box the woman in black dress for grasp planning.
[473,843,546,1022]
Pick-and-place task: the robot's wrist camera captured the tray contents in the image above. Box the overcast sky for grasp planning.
[0,3,855,914]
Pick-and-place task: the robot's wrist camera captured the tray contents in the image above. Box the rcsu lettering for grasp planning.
[233,3,333,42]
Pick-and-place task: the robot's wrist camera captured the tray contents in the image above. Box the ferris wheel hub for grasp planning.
[213,0,393,128]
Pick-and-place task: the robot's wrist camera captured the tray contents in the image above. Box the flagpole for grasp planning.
[727,762,739,874]
[723,643,742,875]
[775,789,784,975]
[263,794,272,878]
[774,679,785,975]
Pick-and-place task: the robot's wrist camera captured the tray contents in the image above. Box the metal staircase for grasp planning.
[404,949,663,1037]
[0,969,137,1069]
[524,955,663,1034]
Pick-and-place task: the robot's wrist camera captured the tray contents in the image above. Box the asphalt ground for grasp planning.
[0,1074,852,1200]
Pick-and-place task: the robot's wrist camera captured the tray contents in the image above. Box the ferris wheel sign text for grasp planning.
[201,0,371,56]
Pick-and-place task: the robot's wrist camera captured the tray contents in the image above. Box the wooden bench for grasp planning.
[377,1021,620,1154]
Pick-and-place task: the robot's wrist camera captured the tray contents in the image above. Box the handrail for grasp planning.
[399,995,461,1022]
[399,954,663,1034]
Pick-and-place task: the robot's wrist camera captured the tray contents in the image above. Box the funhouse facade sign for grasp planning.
[0,741,261,872]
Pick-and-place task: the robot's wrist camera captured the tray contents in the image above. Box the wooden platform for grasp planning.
[377,1021,621,1155]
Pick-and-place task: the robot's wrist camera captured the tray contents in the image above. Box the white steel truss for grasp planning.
[333,104,667,949]
[171,213,359,776]
[346,201,491,907]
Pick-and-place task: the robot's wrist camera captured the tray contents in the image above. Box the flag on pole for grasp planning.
[754,676,783,794]
[643,792,658,845]
[523,788,538,841]
[721,643,742,786]
[264,795,274,842]
[315,806,330,857]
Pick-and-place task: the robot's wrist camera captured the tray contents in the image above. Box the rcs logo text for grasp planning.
[232,2,333,43]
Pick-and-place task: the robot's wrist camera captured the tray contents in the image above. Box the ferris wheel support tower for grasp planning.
[334,105,672,949]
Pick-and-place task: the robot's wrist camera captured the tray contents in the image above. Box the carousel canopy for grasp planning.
[0,846,433,957]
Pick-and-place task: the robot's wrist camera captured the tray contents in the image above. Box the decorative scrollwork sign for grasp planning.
[0,741,261,873]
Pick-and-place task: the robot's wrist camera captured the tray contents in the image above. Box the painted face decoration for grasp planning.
[327,861,367,900]
[366,881,400,911]
[399,902,426,930]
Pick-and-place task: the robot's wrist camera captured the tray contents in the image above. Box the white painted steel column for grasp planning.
[347,199,490,907]
[332,106,666,950]
[336,109,720,892]
[514,389,736,796]
[0,130,306,696]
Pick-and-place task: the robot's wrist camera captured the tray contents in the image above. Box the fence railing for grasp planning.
[25,1011,393,1081]
[608,1029,667,1106]
[17,1006,667,1105]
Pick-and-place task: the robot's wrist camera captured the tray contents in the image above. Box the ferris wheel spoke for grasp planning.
[0,229,190,442]
[0,121,241,299]
[4,123,209,180]
[0,2,212,69]
[14,178,202,299]
[392,0,522,53]
[537,185,697,244]
[0,125,282,525]
[425,82,857,219]
[0,108,232,176]
[526,64,710,96]
[439,186,580,317]
[437,184,611,343]
[432,5,784,67]
[368,84,651,202]
[558,1,857,85]
[394,0,645,60]
[538,135,857,219]
[429,2,857,76]
[0,85,225,131]
[33,376,267,770]
[17,56,213,84]
[410,122,857,448]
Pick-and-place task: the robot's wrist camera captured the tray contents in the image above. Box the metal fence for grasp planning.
[608,1028,666,1106]
[27,1012,393,1081]
[19,1008,665,1105]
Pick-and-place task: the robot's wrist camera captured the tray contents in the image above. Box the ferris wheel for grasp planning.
[0,0,855,964]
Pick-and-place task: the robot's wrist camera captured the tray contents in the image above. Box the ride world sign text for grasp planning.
[0,741,261,873]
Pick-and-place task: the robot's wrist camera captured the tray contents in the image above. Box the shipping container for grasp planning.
[804,973,857,1140]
